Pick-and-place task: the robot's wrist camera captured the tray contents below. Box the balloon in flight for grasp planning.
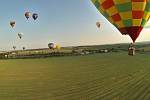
[48,43,55,49]
[96,22,101,28]
[55,44,61,50]
[10,21,15,28]
[25,12,31,20]
[13,46,16,50]
[22,46,26,50]
[18,33,23,39]
[91,0,150,42]
[32,13,38,20]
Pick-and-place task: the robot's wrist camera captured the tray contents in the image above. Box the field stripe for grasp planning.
[91,71,148,100]
[51,70,147,100]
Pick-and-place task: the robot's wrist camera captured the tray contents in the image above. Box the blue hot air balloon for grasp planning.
[32,13,38,20]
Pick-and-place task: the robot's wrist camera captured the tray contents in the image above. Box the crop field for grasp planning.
[0,52,150,100]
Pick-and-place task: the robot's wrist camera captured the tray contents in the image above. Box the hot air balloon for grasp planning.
[55,44,61,50]
[22,46,26,50]
[32,13,38,20]
[18,33,23,39]
[25,12,31,19]
[10,21,15,28]
[48,43,55,49]
[91,0,150,43]
[13,46,16,50]
[96,22,101,28]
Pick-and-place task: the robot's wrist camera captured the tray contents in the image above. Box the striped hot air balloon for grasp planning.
[91,0,150,42]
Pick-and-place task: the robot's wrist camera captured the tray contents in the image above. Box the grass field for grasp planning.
[0,52,150,100]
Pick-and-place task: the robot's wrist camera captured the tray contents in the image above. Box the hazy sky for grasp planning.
[0,0,150,50]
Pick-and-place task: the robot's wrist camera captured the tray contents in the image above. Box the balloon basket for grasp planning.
[128,47,135,56]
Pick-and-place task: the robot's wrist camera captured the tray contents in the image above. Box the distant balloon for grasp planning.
[25,12,31,19]
[18,33,23,39]
[23,46,26,50]
[10,21,15,28]
[48,43,55,49]
[56,44,61,50]
[96,22,101,28]
[32,13,38,20]
[13,46,16,50]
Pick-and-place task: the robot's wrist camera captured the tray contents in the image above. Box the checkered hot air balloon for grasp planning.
[91,0,150,42]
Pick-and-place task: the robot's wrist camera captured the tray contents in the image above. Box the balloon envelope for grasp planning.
[18,33,23,39]
[23,47,26,50]
[13,46,16,50]
[91,0,150,42]
[25,12,31,19]
[96,22,101,28]
[56,44,61,50]
[10,21,15,28]
[48,43,55,49]
[32,13,38,20]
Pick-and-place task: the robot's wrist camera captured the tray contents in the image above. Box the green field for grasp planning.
[0,52,150,100]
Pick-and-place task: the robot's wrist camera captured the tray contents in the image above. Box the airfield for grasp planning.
[0,42,150,100]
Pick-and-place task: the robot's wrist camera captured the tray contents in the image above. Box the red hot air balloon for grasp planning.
[25,12,31,20]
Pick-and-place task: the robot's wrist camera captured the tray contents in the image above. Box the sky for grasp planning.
[0,0,150,51]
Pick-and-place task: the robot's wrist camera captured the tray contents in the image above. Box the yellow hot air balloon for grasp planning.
[91,0,150,43]
[55,44,61,50]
